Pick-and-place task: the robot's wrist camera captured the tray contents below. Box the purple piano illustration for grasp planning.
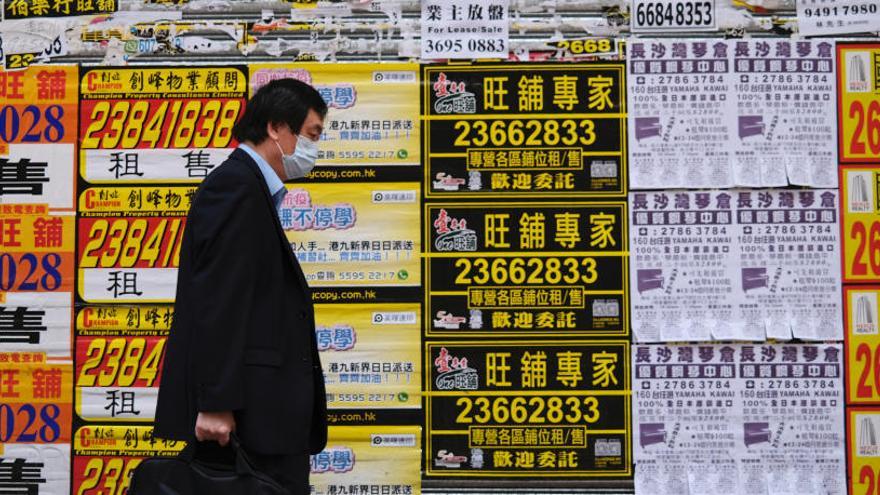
[637,269,664,293]
[640,423,667,448]
[738,115,765,139]
[741,267,769,292]
[634,117,663,141]
[743,422,771,447]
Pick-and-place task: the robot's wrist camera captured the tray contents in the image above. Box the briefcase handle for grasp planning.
[228,433,262,477]
[178,433,262,477]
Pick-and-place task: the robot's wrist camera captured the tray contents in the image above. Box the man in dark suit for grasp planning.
[155,79,328,494]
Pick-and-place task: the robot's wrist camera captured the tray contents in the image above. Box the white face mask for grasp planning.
[275,134,318,180]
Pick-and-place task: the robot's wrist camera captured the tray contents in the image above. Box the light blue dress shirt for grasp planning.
[238,143,286,212]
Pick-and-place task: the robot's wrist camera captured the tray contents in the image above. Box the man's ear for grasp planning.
[266,121,283,141]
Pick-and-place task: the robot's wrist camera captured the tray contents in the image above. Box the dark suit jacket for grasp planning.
[154,148,327,456]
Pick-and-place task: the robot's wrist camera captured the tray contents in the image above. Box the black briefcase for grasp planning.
[129,434,288,495]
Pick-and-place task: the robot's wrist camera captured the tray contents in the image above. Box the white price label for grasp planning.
[421,0,509,59]
[630,0,717,32]
[423,38,507,57]
[797,0,880,36]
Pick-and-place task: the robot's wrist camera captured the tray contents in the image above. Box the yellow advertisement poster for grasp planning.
[0,358,73,452]
[78,186,197,216]
[849,408,880,494]
[73,306,172,424]
[79,66,248,183]
[250,63,419,166]
[73,425,185,455]
[838,44,880,164]
[846,286,880,404]
[76,305,174,335]
[0,65,79,210]
[0,358,72,404]
[282,182,420,287]
[0,207,75,253]
[841,166,880,283]
[73,424,185,494]
[76,186,195,303]
[312,425,421,495]
[0,208,75,356]
[0,209,75,294]
[315,303,420,409]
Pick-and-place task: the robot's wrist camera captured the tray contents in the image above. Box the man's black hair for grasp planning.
[232,78,328,144]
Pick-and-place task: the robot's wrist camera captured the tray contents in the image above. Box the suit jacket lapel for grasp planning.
[230,148,312,296]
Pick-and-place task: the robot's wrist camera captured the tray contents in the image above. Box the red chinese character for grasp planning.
[0,369,21,398]
[36,70,67,100]
[434,347,451,373]
[32,368,62,399]
[434,209,450,234]
[433,73,450,97]
[0,71,25,99]
[0,218,22,247]
[432,72,465,98]
[33,217,63,248]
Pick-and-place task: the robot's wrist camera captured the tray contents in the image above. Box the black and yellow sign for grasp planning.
[547,39,619,59]
[73,425,184,494]
[424,202,627,338]
[422,63,626,199]
[424,341,630,477]
[4,0,117,19]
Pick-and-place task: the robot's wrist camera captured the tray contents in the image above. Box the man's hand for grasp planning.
[195,411,235,446]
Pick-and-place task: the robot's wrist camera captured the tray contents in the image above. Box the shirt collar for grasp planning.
[238,143,285,200]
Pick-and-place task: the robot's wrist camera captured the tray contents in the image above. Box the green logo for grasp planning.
[397,149,408,159]
[398,392,409,402]
[397,269,409,280]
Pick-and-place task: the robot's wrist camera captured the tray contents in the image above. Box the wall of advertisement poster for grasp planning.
[0,1,878,494]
